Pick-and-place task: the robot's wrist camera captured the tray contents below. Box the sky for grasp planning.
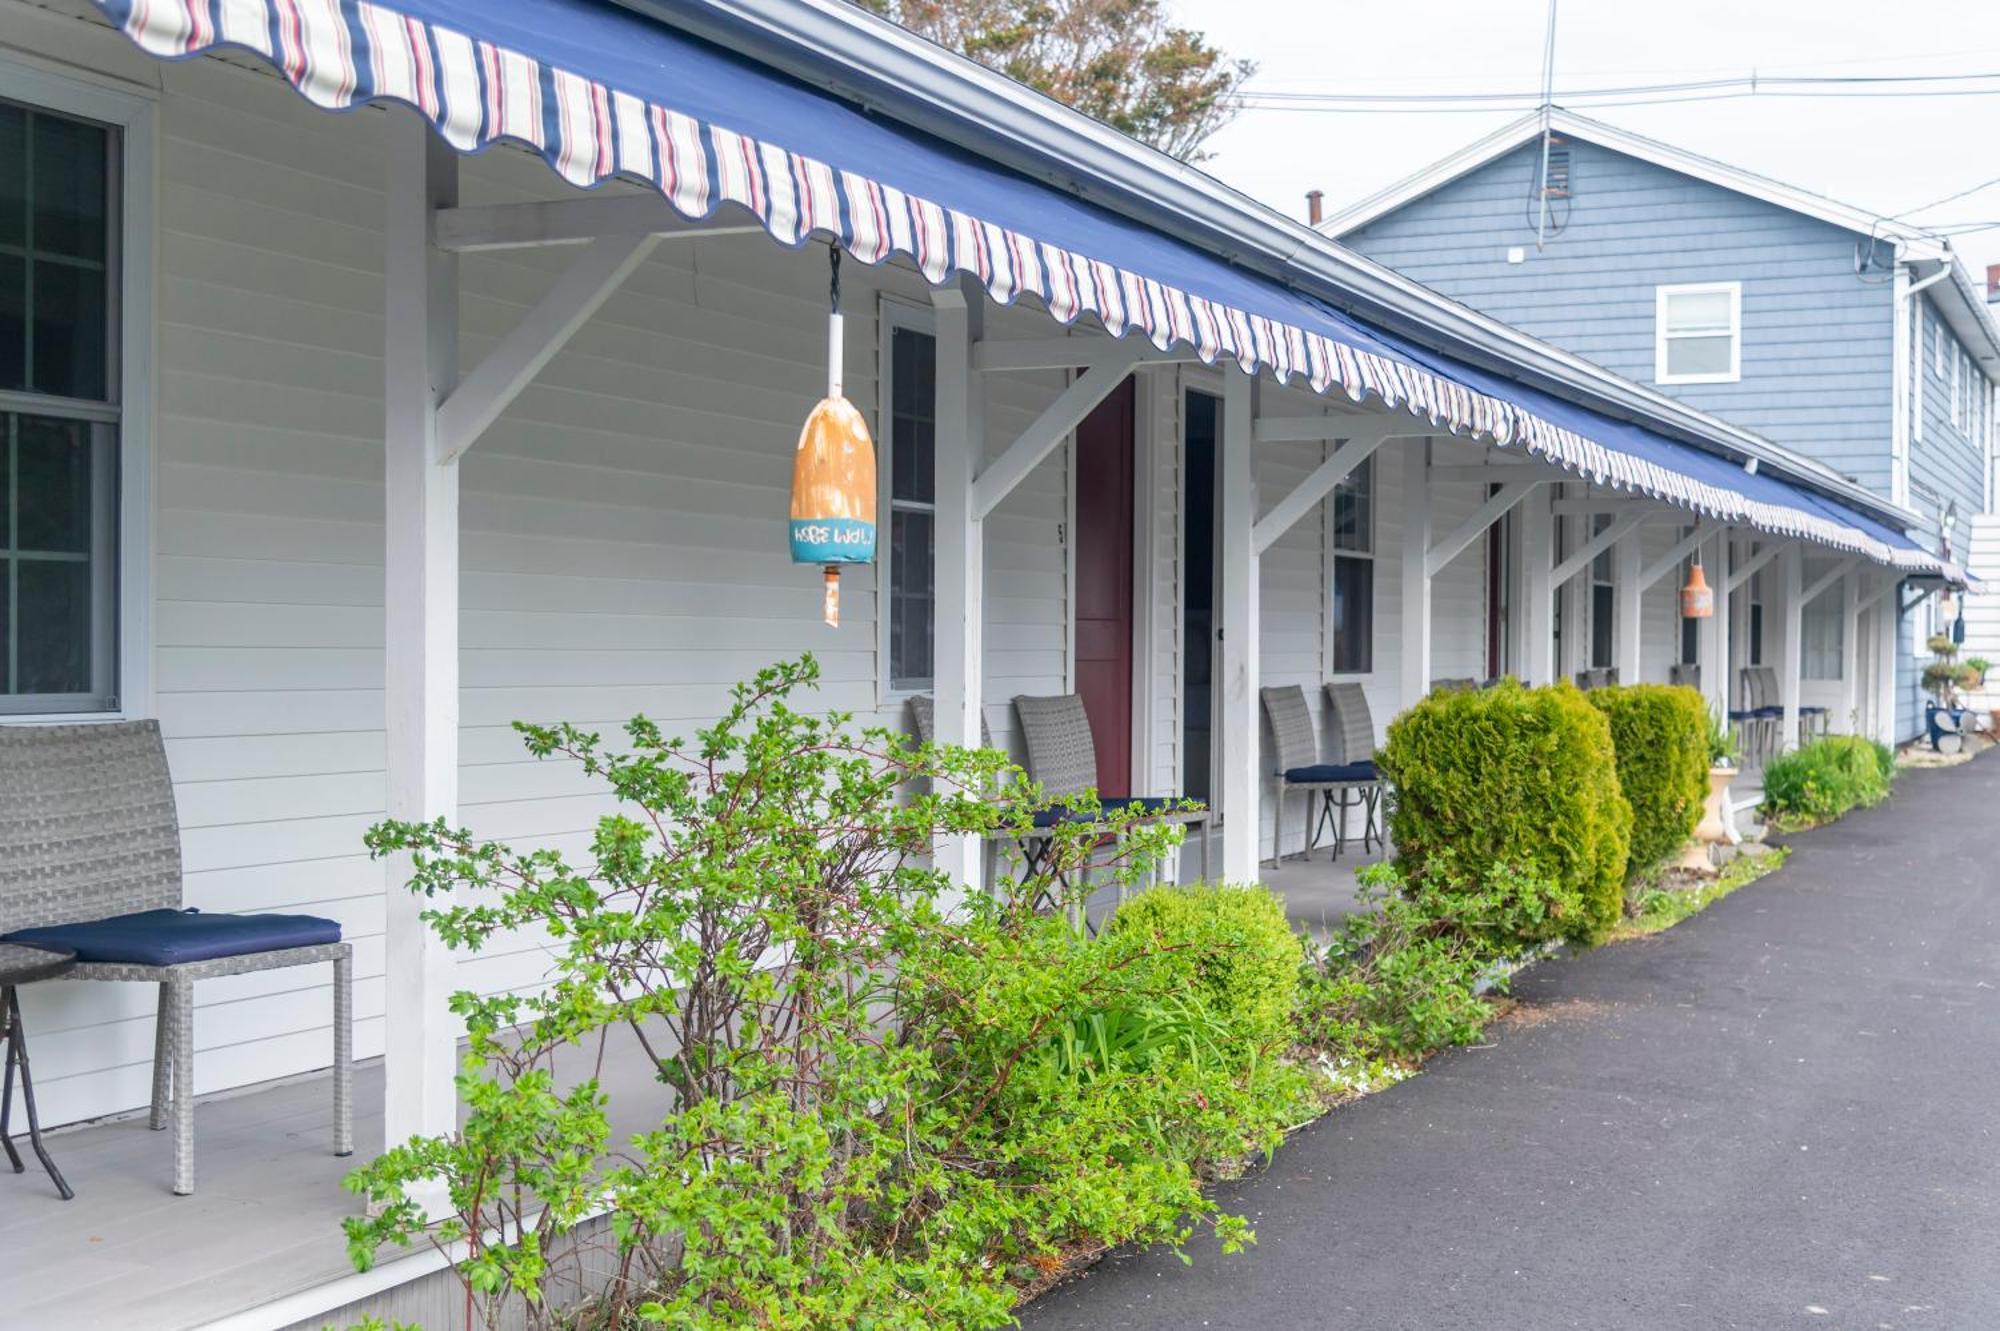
[1173,0,2000,279]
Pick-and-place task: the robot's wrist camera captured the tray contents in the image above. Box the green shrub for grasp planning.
[1298,864,1504,1061]
[1762,734,1896,823]
[1377,679,1632,948]
[1105,883,1302,1050]
[1588,684,1710,875]
[348,657,1298,1331]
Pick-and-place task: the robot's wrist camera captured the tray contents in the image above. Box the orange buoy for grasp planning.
[1681,561,1714,619]
[790,249,876,627]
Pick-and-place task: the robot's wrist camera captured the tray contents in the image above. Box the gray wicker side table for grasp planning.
[1,941,77,1200]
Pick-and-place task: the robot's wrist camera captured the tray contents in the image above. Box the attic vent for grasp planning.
[1541,142,1572,199]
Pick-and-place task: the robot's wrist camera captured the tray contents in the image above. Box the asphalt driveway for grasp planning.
[1024,753,2000,1331]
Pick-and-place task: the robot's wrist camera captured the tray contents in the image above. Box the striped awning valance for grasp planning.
[92,0,1959,578]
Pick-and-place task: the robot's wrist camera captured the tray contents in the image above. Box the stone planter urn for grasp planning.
[1681,764,1739,871]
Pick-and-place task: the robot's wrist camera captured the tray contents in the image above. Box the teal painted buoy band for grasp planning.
[790,517,875,565]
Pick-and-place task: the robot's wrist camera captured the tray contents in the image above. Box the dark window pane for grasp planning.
[1332,554,1373,675]
[890,508,934,687]
[1182,390,1217,804]
[31,113,107,262]
[1591,584,1614,669]
[0,104,23,249]
[0,252,22,391]
[1680,613,1698,666]
[1331,459,1372,554]
[17,413,91,552]
[16,556,91,695]
[890,328,936,504]
[1749,604,1764,666]
[30,259,106,399]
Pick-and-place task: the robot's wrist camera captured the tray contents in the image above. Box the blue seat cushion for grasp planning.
[1282,761,1377,784]
[4,909,341,967]
[1029,795,1196,828]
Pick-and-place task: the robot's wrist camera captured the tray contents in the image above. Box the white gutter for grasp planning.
[611,0,1924,534]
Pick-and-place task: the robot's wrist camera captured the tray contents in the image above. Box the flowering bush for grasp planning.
[345,657,1305,1330]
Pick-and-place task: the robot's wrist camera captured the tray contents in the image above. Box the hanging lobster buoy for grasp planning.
[790,248,876,627]
[1680,561,1714,619]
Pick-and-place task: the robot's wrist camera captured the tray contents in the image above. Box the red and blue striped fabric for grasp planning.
[92,0,1959,576]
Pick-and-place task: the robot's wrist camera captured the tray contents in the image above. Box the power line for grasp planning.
[1893,174,2000,219]
[1230,68,2000,113]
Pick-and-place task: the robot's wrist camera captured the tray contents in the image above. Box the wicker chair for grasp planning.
[0,722,351,1196]
[1323,682,1386,842]
[905,694,992,750]
[1744,665,1827,746]
[1010,694,1210,882]
[1260,685,1380,862]
[1730,667,1782,766]
[1669,663,1701,691]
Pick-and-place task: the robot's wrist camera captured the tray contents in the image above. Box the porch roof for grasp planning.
[96,0,1964,580]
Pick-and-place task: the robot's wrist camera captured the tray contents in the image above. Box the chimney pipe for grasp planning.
[1987,263,2000,304]
[1306,189,1324,227]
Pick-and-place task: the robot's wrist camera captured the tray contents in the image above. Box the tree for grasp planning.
[856,0,1253,162]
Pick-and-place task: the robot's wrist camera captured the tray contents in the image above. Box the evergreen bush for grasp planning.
[1588,683,1710,875]
[1106,883,1303,1050]
[1376,679,1632,947]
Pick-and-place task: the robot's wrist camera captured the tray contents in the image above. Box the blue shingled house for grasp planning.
[1328,109,2000,739]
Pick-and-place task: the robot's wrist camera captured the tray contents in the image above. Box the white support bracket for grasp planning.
[970,346,1144,520]
[1551,506,1649,587]
[434,231,660,463]
[1638,519,1723,590]
[1853,577,1895,616]
[1800,556,1862,609]
[1426,479,1541,579]
[1250,424,1401,556]
[433,195,764,251]
[1727,541,1783,594]
[972,336,1199,373]
[1900,585,1938,617]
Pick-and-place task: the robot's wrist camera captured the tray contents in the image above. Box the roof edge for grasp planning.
[610,0,1931,534]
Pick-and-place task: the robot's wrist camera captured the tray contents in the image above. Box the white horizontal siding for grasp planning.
[15,19,1077,1127]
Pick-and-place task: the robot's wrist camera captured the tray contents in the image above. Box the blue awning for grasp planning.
[92,0,1956,577]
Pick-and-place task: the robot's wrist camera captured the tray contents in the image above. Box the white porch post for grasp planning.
[1517,482,1554,685]
[1399,439,1431,708]
[1778,544,1803,751]
[1700,528,1732,718]
[1874,570,1901,746]
[382,113,460,1153]
[930,280,985,889]
[1218,368,1261,882]
[1616,526,1643,683]
[1840,568,1863,733]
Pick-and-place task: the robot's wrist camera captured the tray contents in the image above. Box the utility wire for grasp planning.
[1231,69,2000,112]
[1893,174,2000,219]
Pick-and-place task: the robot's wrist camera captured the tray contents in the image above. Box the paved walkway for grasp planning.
[1025,754,2000,1330]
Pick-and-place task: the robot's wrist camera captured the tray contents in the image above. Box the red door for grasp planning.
[1074,378,1136,797]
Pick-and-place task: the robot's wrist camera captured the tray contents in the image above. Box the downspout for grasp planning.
[1902,263,1955,514]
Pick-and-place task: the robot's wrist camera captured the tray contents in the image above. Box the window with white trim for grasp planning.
[2,96,122,714]
[1951,343,1963,430]
[1654,282,1741,385]
[1328,455,1374,675]
[1588,512,1614,670]
[1933,309,1945,376]
[881,311,936,693]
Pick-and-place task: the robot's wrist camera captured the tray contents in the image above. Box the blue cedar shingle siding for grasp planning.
[1342,139,1897,496]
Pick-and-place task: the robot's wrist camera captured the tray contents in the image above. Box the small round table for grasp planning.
[1,942,77,1200]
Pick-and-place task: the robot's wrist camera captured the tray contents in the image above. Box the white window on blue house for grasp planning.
[2,97,123,715]
[879,306,937,695]
[1951,344,1963,430]
[1654,282,1741,385]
